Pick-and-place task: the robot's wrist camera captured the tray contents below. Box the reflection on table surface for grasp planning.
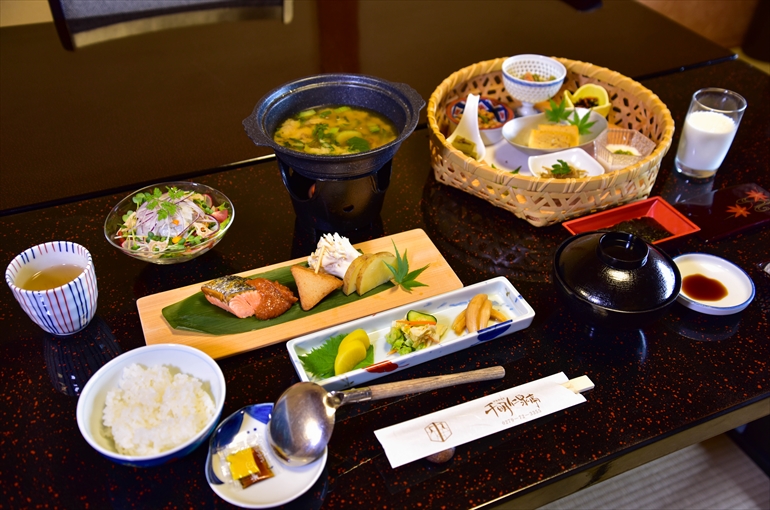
[1,49,767,510]
[0,0,735,213]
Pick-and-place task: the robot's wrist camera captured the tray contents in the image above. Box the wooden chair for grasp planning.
[48,0,293,50]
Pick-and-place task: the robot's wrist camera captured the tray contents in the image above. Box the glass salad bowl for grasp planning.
[104,181,234,264]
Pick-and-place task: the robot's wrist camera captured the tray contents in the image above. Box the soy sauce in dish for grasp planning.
[682,273,728,301]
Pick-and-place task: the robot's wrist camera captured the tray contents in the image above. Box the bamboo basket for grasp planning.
[427,57,675,227]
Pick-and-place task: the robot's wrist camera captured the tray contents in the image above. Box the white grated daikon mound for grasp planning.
[102,363,215,456]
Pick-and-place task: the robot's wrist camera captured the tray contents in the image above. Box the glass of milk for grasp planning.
[675,88,747,180]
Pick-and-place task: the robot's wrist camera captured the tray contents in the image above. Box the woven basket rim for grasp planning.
[427,56,675,185]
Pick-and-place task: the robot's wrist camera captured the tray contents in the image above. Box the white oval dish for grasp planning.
[528,148,604,179]
[501,109,608,156]
[206,403,327,508]
[673,253,755,315]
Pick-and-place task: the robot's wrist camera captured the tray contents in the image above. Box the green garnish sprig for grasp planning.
[544,99,569,123]
[384,241,429,293]
[131,186,185,220]
[544,99,597,135]
[549,159,573,176]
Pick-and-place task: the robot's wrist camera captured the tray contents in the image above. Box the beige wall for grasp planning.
[0,0,53,27]
[636,0,758,48]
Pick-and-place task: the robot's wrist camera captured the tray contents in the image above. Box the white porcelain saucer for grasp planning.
[673,253,755,316]
[206,403,327,508]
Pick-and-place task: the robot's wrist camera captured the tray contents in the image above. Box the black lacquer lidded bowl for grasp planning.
[553,231,682,329]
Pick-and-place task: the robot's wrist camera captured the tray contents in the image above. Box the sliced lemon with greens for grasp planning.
[563,84,611,118]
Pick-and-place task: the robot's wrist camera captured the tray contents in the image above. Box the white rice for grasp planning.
[102,363,216,456]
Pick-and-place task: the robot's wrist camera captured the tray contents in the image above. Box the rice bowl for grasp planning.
[77,344,226,468]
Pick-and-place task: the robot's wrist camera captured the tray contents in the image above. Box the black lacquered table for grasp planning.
[0,0,735,214]
[1,57,768,509]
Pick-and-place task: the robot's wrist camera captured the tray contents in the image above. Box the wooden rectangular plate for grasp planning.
[137,229,463,359]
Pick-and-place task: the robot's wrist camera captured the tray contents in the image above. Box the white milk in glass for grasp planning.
[675,111,737,177]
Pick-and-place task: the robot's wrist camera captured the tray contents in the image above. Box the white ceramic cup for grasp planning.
[5,241,98,335]
[675,88,747,180]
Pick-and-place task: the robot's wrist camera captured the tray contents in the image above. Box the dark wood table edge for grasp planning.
[480,397,770,510]
[632,53,738,81]
[0,154,276,218]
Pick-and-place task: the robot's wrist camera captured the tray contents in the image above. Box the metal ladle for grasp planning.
[267,366,505,466]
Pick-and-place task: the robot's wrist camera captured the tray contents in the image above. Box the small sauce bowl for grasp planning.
[673,253,755,315]
[446,97,514,146]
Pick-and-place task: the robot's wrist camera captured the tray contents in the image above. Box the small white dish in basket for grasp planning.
[594,128,657,171]
[501,109,608,156]
[286,277,535,391]
[529,148,604,179]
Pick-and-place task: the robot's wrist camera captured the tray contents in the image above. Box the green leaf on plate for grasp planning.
[161,264,394,335]
[297,333,375,380]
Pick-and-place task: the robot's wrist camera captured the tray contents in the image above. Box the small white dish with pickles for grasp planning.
[286,277,535,390]
[528,148,605,179]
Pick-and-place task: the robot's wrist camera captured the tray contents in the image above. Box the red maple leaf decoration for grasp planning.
[726,204,750,218]
[746,189,769,202]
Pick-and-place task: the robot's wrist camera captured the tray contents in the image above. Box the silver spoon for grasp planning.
[267,366,505,466]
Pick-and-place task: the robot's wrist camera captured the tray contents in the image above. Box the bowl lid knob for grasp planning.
[597,232,649,270]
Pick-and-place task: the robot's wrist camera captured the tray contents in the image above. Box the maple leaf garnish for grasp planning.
[726,204,750,218]
[384,241,429,293]
[746,190,769,202]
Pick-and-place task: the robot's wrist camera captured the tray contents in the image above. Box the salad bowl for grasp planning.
[104,181,234,264]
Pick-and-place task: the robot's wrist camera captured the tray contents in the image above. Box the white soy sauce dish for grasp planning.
[673,253,755,315]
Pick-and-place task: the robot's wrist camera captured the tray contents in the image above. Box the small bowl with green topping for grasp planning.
[104,181,234,264]
[593,128,657,171]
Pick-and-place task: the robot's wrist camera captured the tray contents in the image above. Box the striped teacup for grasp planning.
[5,242,98,336]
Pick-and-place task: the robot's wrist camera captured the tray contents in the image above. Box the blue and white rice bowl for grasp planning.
[76,344,226,468]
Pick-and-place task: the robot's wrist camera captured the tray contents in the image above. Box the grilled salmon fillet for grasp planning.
[201,275,298,320]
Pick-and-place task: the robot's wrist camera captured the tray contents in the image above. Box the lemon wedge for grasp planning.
[563,84,611,118]
[334,339,367,376]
